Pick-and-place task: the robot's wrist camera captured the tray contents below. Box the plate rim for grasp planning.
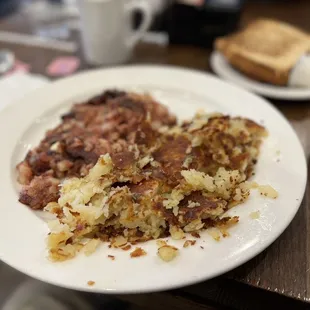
[0,64,307,293]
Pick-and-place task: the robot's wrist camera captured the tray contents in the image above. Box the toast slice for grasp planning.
[215,19,310,85]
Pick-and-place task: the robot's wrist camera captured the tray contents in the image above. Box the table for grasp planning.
[0,1,309,309]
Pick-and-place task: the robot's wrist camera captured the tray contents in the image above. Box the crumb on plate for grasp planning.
[250,211,260,219]
[156,240,167,247]
[219,229,230,238]
[183,240,196,248]
[258,185,278,199]
[216,216,239,238]
[130,247,147,258]
[191,232,200,239]
[208,229,221,241]
[121,245,132,251]
[158,245,179,262]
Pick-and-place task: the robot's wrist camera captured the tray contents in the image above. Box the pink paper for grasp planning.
[46,56,80,77]
[5,60,31,76]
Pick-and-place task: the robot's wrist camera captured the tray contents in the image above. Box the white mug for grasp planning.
[78,0,153,65]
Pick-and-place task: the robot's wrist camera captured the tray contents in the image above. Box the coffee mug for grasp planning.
[78,0,153,65]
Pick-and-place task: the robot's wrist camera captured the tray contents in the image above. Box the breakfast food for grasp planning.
[42,107,267,261]
[16,89,271,262]
[215,19,310,85]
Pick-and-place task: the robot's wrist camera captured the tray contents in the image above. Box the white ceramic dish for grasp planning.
[0,66,306,293]
[210,51,310,100]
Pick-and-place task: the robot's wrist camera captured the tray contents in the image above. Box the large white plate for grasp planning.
[0,66,306,293]
[210,51,310,100]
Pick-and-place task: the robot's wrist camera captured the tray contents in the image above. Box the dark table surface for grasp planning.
[1,0,310,309]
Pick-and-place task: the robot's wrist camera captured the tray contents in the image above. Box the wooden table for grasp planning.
[1,1,310,309]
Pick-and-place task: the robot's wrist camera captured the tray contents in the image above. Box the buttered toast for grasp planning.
[215,19,310,85]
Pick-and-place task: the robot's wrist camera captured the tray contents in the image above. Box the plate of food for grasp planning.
[0,65,306,293]
[211,19,310,100]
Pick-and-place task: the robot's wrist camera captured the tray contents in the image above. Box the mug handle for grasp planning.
[126,0,153,49]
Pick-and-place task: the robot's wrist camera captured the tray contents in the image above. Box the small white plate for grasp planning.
[0,65,306,293]
[210,51,310,100]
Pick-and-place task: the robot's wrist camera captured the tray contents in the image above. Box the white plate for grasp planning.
[210,51,310,100]
[0,65,306,293]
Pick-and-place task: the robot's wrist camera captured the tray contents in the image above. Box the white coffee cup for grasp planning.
[78,0,153,65]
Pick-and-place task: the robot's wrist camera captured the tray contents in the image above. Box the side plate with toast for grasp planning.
[210,51,310,100]
[211,19,310,100]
